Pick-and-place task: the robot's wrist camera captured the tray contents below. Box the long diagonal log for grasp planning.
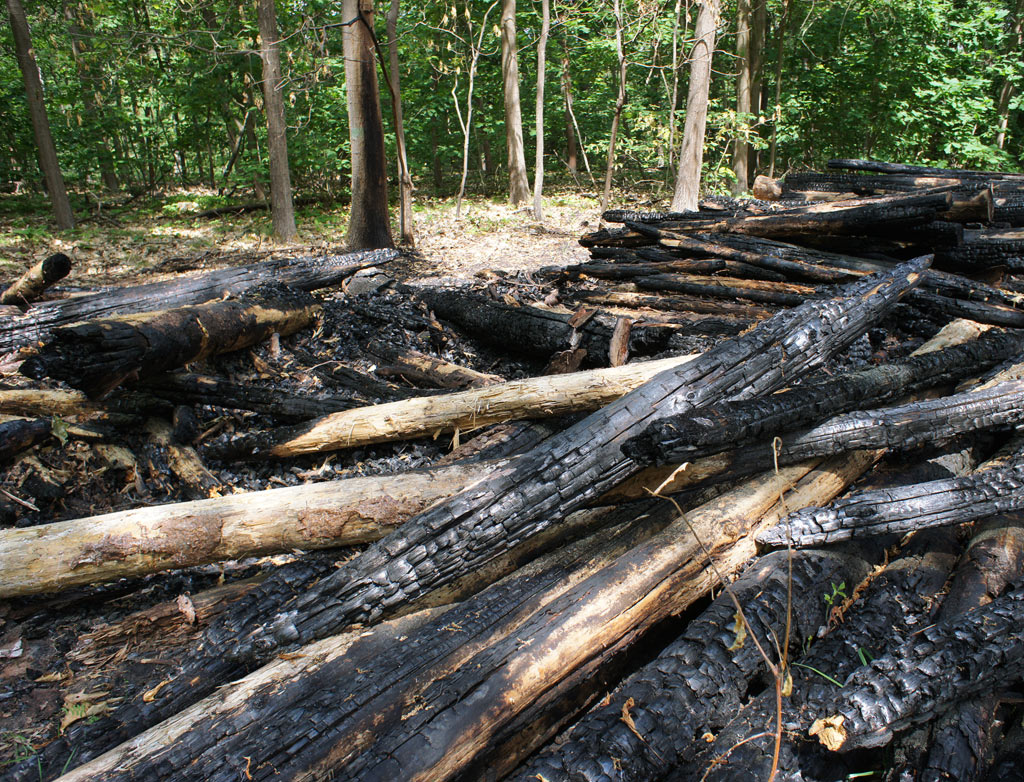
[759,449,1024,548]
[55,453,875,782]
[805,584,1024,753]
[207,353,701,460]
[26,261,927,777]
[0,248,394,352]
[21,285,320,398]
[624,324,1019,465]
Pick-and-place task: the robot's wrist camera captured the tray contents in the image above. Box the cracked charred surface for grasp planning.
[15,260,927,780]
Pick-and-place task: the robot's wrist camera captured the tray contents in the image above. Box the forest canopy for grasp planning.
[1,0,1022,202]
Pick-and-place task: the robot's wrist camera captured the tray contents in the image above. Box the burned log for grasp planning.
[517,543,878,781]
[694,523,963,782]
[26,261,927,777]
[784,171,965,195]
[0,252,71,307]
[136,372,360,422]
[632,273,812,306]
[627,380,1024,475]
[933,232,1024,272]
[207,353,701,461]
[571,288,772,323]
[759,449,1024,548]
[21,284,319,398]
[804,584,1024,753]
[368,344,503,389]
[144,418,222,499]
[413,287,673,363]
[0,417,53,461]
[624,324,1021,465]
[827,157,1024,181]
[561,258,787,282]
[0,247,393,352]
[919,511,1024,782]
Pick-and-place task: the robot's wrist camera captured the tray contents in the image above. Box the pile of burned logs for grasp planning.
[2,159,1024,781]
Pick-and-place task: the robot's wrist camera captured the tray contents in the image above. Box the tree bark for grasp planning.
[501,0,531,205]
[343,0,393,248]
[255,0,297,241]
[7,0,75,229]
[385,0,414,245]
[671,0,720,211]
[732,0,751,194]
[601,0,628,212]
[532,0,549,220]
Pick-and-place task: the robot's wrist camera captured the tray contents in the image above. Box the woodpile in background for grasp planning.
[2,160,1024,781]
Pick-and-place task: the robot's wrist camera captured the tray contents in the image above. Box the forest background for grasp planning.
[1,0,1023,259]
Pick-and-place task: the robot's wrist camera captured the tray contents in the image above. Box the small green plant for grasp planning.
[823,581,847,608]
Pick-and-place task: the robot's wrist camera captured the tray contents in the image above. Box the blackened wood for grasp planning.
[695,524,962,782]
[35,261,927,777]
[0,252,71,307]
[0,417,51,461]
[909,288,1024,328]
[933,234,1024,272]
[625,328,1024,466]
[517,545,878,782]
[415,287,673,363]
[137,372,360,422]
[578,226,650,248]
[571,288,772,322]
[367,344,503,389]
[785,171,963,194]
[0,248,394,353]
[563,258,787,282]
[805,584,1024,752]
[759,455,1024,548]
[633,272,814,306]
[21,284,319,398]
[285,345,416,401]
[827,158,1024,181]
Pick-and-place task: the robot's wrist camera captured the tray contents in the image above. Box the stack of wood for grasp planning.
[2,162,1024,782]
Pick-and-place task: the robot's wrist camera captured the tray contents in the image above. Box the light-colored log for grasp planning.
[245,352,700,458]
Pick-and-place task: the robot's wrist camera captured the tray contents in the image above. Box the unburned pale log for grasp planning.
[21,284,319,398]
[207,352,701,460]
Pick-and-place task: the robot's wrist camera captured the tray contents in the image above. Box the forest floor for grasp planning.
[0,188,638,286]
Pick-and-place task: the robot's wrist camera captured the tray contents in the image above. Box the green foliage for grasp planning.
[0,0,1020,210]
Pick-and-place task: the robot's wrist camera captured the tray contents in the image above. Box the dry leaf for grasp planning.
[726,610,746,651]
[143,679,172,702]
[809,714,847,751]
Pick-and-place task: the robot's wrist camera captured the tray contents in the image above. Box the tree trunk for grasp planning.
[601,0,628,212]
[342,0,393,248]
[7,0,75,229]
[532,0,549,220]
[732,0,751,194]
[768,0,788,178]
[671,0,720,211]
[386,0,414,245]
[501,0,531,205]
[255,0,297,241]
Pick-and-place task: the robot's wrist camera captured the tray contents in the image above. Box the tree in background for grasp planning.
[673,0,720,210]
[500,0,530,206]
[255,0,297,241]
[7,0,75,228]
[386,0,414,245]
[343,0,392,249]
[532,0,549,220]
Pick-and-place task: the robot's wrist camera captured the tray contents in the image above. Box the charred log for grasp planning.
[827,158,1024,181]
[625,325,1023,465]
[21,284,319,398]
[0,252,71,307]
[632,273,813,306]
[0,248,393,352]
[367,343,503,388]
[0,417,52,461]
[570,288,772,322]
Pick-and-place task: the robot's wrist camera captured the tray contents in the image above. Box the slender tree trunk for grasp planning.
[562,53,577,177]
[255,0,297,241]
[386,0,414,245]
[995,0,1024,150]
[501,0,531,205]
[343,0,393,248]
[768,0,788,178]
[667,0,685,173]
[749,0,766,172]
[732,0,751,194]
[533,0,549,220]
[672,0,720,211]
[7,0,75,229]
[601,0,627,212]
